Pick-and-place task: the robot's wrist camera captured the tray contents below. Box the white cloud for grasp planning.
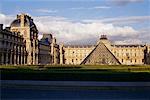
[0,13,14,27]
[71,7,85,10]
[38,34,43,40]
[71,6,110,10]
[34,16,138,44]
[93,6,111,9]
[1,13,149,44]
[83,16,150,25]
[137,27,150,43]
[36,9,57,13]
[112,0,144,6]
[114,39,142,44]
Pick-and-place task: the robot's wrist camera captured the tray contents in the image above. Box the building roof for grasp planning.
[10,14,36,28]
[111,44,145,47]
[39,38,50,46]
[64,45,95,48]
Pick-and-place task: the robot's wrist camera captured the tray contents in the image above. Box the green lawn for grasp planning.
[1,65,150,81]
[1,64,150,72]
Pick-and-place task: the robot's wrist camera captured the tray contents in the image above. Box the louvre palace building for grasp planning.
[0,13,150,65]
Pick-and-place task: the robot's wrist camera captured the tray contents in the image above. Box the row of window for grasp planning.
[0,52,27,64]
[65,58,83,64]
[0,41,25,50]
[115,52,143,57]
[65,49,92,53]
[113,49,143,52]
[1,32,23,40]
[121,59,144,63]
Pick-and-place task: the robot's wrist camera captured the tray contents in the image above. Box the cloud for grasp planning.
[38,34,43,40]
[93,6,111,9]
[0,13,14,27]
[71,6,110,10]
[137,27,150,43]
[36,9,58,13]
[83,16,150,25]
[112,26,150,44]
[114,39,142,44]
[1,13,149,44]
[112,0,144,6]
[34,15,139,44]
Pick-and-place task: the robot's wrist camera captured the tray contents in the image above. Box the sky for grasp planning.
[0,0,150,44]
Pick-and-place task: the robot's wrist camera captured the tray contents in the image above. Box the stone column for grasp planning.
[22,53,24,64]
[51,43,54,64]
[14,45,16,65]
[32,40,35,65]
[26,39,31,65]
[27,52,31,65]
[54,47,56,64]
[20,14,25,27]
[0,53,1,64]
[17,46,20,64]
[1,52,4,64]
[35,40,38,65]
[60,44,63,64]
[24,47,26,64]
[24,50,26,64]
[14,54,16,65]
[20,48,22,65]
[5,51,8,64]
[36,53,38,65]
[10,50,12,64]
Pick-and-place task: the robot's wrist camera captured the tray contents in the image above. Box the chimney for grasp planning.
[20,14,25,27]
[5,27,10,31]
[43,34,53,43]
[0,24,3,30]
[17,14,20,19]
[52,37,56,44]
[100,35,107,40]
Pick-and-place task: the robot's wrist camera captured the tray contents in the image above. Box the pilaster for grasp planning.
[17,46,20,64]
[60,44,63,64]
[5,51,8,64]
[10,51,12,64]
[14,46,16,65]
[20,47,23,65]
[1,53,4,64]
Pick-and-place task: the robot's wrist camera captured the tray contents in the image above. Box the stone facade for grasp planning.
[0,13,60,65]
[10,14,39,65]
[145,45,150,64]
[62,45,94,65]
[61,35,150,65]
[0,13,150,65]
[111,45,146,65]
[38,37,51,64]
[51,37,60,64]
[38,34,60,65]
[0,24,27,65]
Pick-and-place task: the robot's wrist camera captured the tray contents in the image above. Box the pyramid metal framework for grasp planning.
[81,41,121,65]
